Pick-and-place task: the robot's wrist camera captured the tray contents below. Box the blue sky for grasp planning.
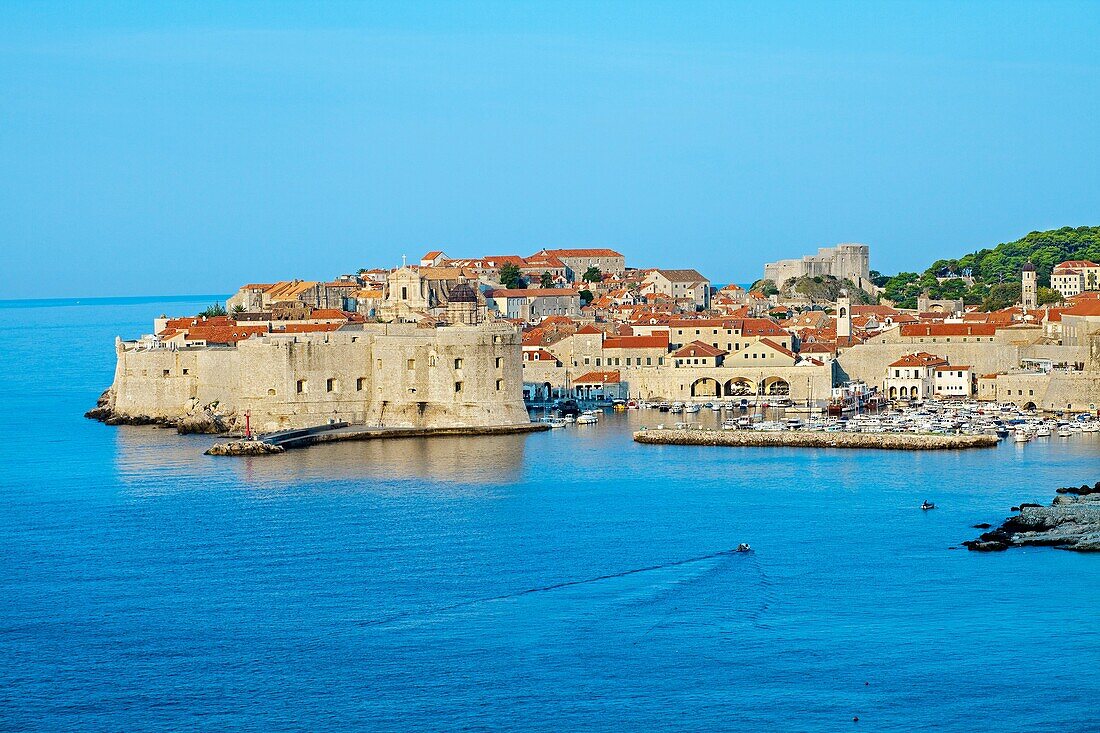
[1,1,1098,298]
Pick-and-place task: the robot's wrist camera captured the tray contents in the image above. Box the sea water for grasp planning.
[1,297,1098,732]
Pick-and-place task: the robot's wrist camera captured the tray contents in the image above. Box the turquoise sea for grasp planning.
[1,297,1098,732]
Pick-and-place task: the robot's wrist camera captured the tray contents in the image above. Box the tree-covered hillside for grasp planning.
[879,226,1100,310]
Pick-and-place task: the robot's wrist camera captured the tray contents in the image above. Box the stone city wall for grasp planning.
[103,322,529,432]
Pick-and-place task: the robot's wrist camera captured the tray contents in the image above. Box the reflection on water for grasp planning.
[113,425,529,494]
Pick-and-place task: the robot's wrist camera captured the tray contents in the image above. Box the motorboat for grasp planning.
[541,417,567,428]
[576,413,598,425]
[736,543,752,553]
[920,501,936,510]
[684,403,701,413]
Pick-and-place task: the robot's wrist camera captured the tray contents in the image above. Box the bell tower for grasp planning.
[1021,262,1037,311]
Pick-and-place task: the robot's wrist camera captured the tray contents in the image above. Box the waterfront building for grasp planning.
[885,352,949,400]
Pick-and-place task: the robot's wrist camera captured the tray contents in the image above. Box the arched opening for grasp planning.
[690,378,721,397]
[899,386,909,399]
[839,307,847,317]
[763,377,790,396]
[724,377,755,397]
[888,386,897,399]
[543,382,553,401]
[1023,401,1037,411]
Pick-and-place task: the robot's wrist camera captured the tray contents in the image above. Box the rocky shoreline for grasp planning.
[85,389,239,434]
[634,428,999,450]
[964,482,1100,552]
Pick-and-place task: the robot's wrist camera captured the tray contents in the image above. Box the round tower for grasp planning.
[446,280,483,326]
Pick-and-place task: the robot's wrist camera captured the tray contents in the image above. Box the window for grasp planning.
[401,286,408,299]
[495,357,503,368]
[377,359,382,370]
[454,358,463,369]
[268,389,276,396]
[182,368,189,375]
[646,357,652,366]
[356,378,366,391]
[296,379,306,394]
[595,358,601,366]
[496,379,504,390]
[163,369,170,376]
[455,381,463,393]
[327,378,336,393]
[407,359,416,370]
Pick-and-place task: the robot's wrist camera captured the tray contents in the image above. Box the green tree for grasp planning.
[582,266,602,283]
[499,262,525,289]
[1037,287,1063,306]
[579,289,594,305]
[200,302,227,317]
[539,271,554,288]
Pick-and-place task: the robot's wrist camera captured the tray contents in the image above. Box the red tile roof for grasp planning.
[900,323,997,337]
[889,352,949,368]
[672,340,728,358]
[573,370,622,384]
[602,333,669,349]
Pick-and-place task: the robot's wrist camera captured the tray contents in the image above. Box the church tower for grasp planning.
[837,290,851,341]
[1021,262,1037,310]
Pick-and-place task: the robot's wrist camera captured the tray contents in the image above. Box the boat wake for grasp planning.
[358,548,748,628]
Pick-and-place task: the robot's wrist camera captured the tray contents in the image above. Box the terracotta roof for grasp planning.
[758,338,796,358]
[1054,260,1099,270]
[900,323,998,337]
[935,365,970,371]
[672,340,728,358]
[576,324,602,335]
[649,269,708,283]
[1062,300,1100,317]
[602,333,670,349]
[573,370,622,385]
[536,248,624,258]
[888,352,949,368]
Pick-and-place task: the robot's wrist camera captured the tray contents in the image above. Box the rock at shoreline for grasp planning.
[964,484,1100,553]
[205,441,285,456]
[176,411,234,435]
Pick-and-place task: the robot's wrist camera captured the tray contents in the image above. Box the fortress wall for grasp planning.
[995,372,1100,412]
[365,324,529,428]
[106,323,530,431]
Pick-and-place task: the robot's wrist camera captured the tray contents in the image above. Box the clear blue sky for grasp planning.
[1,1,1098,299]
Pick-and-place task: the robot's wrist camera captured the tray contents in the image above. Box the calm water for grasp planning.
[1,298,1098,732]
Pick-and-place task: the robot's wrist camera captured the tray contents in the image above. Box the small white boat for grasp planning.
[1014,430,1030,443]
[684,403,701,413]
[576,413,598,425]
[541,417,567,428]
[1058,427,1072,438]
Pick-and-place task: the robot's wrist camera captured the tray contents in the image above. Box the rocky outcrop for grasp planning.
[176,409,236,435]
[204,441,285,456]
[86,390,236,434]
[964,482,1100,553]
[634,429,999,451]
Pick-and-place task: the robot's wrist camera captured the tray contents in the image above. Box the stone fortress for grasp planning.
[104,320,529,433]
[764,243,874,292]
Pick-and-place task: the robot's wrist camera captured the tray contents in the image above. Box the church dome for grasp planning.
[449,282,478,303]
[1022,262,1036,272]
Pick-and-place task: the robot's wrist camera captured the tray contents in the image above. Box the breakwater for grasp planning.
[633,429,999,450]
[206,422,549,456]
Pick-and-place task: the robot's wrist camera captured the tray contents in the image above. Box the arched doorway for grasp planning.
[690,377,721,397]
[724,377,755,397]
[763,377,790,396]
[889,386,897,399]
